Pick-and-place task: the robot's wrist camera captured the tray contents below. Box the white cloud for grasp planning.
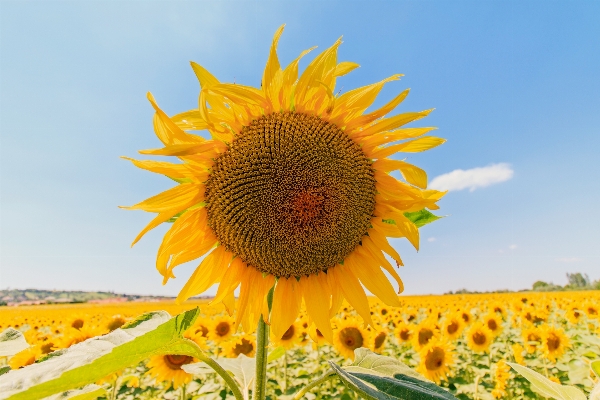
[555,257,583,263]
[427,237,436,242]
[509,244,517,250]
[429,163,514,192]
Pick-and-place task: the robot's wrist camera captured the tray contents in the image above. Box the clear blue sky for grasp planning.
[1,1,599,296]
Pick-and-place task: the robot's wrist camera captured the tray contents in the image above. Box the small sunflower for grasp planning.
[124,25,445,340]
[466,321,493,353]
[146,354,195,389]
[208,316,235,343]
[412,320,439,351]
[333,318,370,360]
[441,313,464,340]
[223,334,256,358]
[372,329,388,353]
[272,322,302,349]
[483,313,503,337]
[395,322,413,343]
[521,326,542,354]
[541,326,570,361]
[106,315,127,332]
[511,343,525,365]
[416,338,455,384]
[9,346,40,369]
[492,360,511,399]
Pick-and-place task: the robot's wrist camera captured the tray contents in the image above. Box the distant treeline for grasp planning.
[446,272,600,295]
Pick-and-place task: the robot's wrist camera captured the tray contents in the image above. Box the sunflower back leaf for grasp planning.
[329,361,457,400]
[0,308,202,400]
[403,209,442,228]
[507,362,587,400]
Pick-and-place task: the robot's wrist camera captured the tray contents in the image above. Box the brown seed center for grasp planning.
[425,347,445,371]
[473,331,487,345]
[339,327,364,350]
[164,354,193,370]
[205,112,376,278]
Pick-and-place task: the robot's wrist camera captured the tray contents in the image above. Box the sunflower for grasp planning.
[272,322,301,349]
[466,321,493,353]
[483,313,503,337]
[512,343,525,365]
[123,25,445,340]
[9,346,41,369]
[394,322,413,343]
[372,328,388,353]
[208,316,235,343]
[146,354,195,389]
[222,334,256,358]
[333,318,370,360]
[521,326,542,354]
[585,302,599,318]
[541,326,570,361]
[491,360,511,399]
[106,315,127,332]
[308,323,328,348]
[416,338,454,384]
[441,313,464,340]
[412,320,439,351]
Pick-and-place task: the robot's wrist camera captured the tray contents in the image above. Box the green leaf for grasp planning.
[403,209,442,228]
[0,328,30,357]
[267,346,286,363]
[592,360,600,378]
[0,308,202,400]
[507,362,586,400]
[346,348,425,381]
[44,385,106,400]
[567,359,590,385]
[0,367,10,377]
[329,360,457,400]
[184,354,255,399]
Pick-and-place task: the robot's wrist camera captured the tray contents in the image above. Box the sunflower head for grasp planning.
[466,321,493,353]
[146,354,195,389]
[223,334,256,358]
[333,318,370,360]
[412,320,439,351]
[542,326,570,361]
[416,339,455,384]
[124,25,445,340]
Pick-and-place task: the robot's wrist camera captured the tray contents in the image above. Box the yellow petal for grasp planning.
[148,93,203,145]
[367,227,403,266]
[333,61,360,77]
[328,265,374,326]
[362,237,404,293]
[348,249,401,307]
[300,273,333,342]
[176,246,232,303]
[131,210,178,247]
[370,136,446,158]
[270,277,302,339]
[120,183,204,213]
[139,141,224,157]
[327,271,344,318]
[280,47,316,109]
[121,157,190,179]
[352,110,433,140]
[362,127,437,153]
[263,25,285,95]
[345,89,409,132]
[171,110,210,131]
[190,62,220,89]
[207,84,268,109]
[373,159,428,189]
[212,257,245,305]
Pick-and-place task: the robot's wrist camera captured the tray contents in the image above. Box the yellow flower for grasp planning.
[541,326,570,362]
[124,25,445,341]
[394,322,413,343]
[522,326,542,354]
[466,321,493,353]
[106,315,127,332]
[208,316,235,343]
[146,354,195,389]
[412,320,439,351]
[492,360,511,399]
[483,313,503,337]
[223,334,256,358]
[372,329,388,353]
[441,313,464,340]
[333,318,370,360]
[272,322,301,349]
[512,343,525,365]
[416,338,454,384]
[9,346,41,369]
[308,323,328,348]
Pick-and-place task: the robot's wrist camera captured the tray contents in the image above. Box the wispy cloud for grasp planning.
[429,163,514,192]
[555,257,583,263]
[427,237,436,242]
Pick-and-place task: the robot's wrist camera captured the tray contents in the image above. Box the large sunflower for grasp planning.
[124,25,445,341]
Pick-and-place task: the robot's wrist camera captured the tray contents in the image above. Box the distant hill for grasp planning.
[0,288,176,306]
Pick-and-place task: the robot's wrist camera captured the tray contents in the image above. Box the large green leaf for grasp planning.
[0,328,29,357]
[508,362,586,400]
[0,309,202,400]
[330,360,457,400]
[44,385,106,400]
[185,354,256,400]
[403,209,442,228]
[345,348,425,381]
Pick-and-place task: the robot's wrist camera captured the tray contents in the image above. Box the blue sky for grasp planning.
[1,1,599,296]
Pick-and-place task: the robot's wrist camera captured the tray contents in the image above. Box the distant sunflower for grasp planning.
[9,346,41,369]
[333,319,370,360]
[208,316,235,343]
[123,25,445,340]
[146,354,195,389]
[223,334,256,358]
[412,320,439,351]
[372,328,388,353]
[395,322,413,343]
[466,322,493,353]
[272,322,301,349]
[521,326,542,354]
[416,339,455,384]
[541,326,570,361]
[441,313,464,340]
[483,313,503,337]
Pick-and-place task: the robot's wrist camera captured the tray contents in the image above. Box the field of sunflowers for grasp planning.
[2,290,599,399]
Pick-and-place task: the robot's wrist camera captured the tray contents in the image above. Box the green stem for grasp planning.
[284,351,288,392]
[181,384,186,400]
[292,369,336,400]
[253,314,270,400]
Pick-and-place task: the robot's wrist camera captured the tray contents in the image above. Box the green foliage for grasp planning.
[0,328,29,357]
[403,209,442,228]
[0,309,203,400]
[508,362,586,400]
[45,385,106,400]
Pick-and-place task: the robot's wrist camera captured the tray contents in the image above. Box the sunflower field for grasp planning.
[2,290,599,399]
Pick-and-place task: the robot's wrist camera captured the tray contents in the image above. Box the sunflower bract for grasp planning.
[123,25,446,340]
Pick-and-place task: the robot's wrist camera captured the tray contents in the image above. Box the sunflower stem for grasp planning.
[253,285,274,400]
[291,369,336,400]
